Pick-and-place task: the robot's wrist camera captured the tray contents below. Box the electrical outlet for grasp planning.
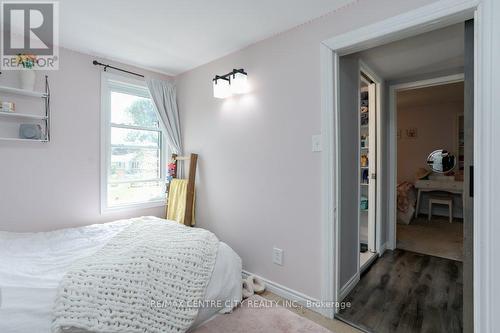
[273,247,283,266]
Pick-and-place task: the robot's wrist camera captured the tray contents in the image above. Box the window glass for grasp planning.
[110,147,160,181]
[103,76,167,209]
[108,181,164,207]
[110,127,159,148]
[110,91,158,128]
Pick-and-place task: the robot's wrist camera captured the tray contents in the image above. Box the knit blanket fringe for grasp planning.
[51,217,219,333]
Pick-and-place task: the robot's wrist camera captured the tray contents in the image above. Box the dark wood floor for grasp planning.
[338,249,463,333]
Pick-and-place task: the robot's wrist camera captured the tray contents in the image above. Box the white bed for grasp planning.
[0,218,242,333]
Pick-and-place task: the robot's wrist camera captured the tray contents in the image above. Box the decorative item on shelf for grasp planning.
[360,91,368,103]
[360,135,368,148]
[360,108,369,126]
[360,196,368,210]
[19,124,42,140]
[167,161,177,184]
[16,54,38,91]
[0,101,15,112]
[361,154,368,167]
[362,169,369,184]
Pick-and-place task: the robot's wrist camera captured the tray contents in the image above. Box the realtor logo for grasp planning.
[1,1,59,70]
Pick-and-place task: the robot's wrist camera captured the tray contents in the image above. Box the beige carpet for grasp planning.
[397,217,463,261]
[193,293,361,333]
[260,291,361,333]
[193,295,333,333]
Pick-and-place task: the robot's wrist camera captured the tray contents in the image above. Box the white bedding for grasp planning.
[0,218,242,333]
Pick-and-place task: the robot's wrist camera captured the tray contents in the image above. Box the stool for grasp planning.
[428,196,453,223]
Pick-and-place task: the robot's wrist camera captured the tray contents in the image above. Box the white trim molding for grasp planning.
[320,43,337,320]
[378,242,388,257]
[241,271,330,317]
[320,1,494,331]
[473,2,499,331]
[338,274,359,303]
[322,0,479,55]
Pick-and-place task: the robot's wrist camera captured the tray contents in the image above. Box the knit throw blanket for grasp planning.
[51,217,219,333]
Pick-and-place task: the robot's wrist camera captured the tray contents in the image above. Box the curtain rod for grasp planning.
[92,60,144,78]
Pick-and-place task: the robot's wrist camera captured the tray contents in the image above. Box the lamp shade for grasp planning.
[230,71,248,94]
[213,77,231,99]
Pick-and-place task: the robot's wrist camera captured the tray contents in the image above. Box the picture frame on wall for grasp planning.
[406,127,418,138]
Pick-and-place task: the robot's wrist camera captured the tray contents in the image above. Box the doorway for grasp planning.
[336,56,382,302]
[331,18,474,333]
[320,2,495,332]
[392,78,465,262]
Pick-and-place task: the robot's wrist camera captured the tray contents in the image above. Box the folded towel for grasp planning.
[166,179,195,225]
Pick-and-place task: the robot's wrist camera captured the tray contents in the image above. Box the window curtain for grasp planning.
[146,78,184,176]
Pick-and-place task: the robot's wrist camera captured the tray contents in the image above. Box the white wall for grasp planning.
[0,47,171,232]
[397,100,463,183]
[397,99,464,218]
[176,0,436,299]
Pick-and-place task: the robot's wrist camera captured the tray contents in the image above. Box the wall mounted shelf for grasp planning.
[0,85,47,98]
[0,111,47,120]
[0,75,51,142]
[0,137,48,142]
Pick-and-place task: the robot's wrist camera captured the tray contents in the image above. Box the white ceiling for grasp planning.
[59,0,354,75]
[358,23,464,81]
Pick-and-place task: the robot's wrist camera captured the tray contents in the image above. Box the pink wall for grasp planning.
[0,47,171,232]
[176,0,436,298]
[397,100,463,183]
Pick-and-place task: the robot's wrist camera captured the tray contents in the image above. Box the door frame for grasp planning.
[320,1,493,331]
[387,73,465,250]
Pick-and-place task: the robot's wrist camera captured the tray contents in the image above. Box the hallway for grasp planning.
[338,249,462,333]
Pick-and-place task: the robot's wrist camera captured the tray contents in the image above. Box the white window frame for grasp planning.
[100,72,167,213]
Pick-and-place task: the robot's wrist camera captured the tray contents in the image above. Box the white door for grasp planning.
[368,83,376,252]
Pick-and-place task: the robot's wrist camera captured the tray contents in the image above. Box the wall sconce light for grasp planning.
[213,68,248,99]
[213,75,231,99]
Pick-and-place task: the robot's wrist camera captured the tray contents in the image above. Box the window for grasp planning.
[101,73,168,211]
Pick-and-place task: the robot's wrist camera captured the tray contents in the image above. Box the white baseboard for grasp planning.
[242,270,331,317]
[379,242,387,256]
[338,273,359,302]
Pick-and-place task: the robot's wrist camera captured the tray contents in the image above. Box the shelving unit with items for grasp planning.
[0,75,50,142]
[359,82,370,232]
[358,68,378,270]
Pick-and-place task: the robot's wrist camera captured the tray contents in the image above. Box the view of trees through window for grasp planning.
[107,88,165,207]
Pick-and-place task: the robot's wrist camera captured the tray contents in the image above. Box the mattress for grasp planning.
[0,218,242,333]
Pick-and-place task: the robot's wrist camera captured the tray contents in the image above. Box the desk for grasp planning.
[414,179,464,218]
